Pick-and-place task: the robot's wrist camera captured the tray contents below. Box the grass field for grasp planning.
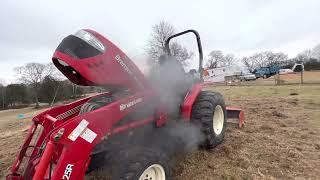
[214,85,320,127]
[1,85,320,179]
[174,85,320,179]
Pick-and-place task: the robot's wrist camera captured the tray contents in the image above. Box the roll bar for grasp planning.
[164,29,203,74]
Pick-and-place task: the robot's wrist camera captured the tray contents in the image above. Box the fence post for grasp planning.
[274,72,280,85]
[301,69,304,84]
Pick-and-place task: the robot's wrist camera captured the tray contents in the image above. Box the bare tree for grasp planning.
[242,52,269,70]
[206,50,223,68]
[242,51,288,70]
[15,62,55,108]
[252,52,268,67]
[146,21,193,65]
[296,50,309,63]
[222,53,236,67]
[242,57,255,72]
[170,42,194,64]
[205,50,236,68]
[312,44,320,60]
[266,52,288,66]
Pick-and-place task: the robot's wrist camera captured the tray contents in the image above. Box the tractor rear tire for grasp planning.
[110,147,171,180]
[191,91,227,149]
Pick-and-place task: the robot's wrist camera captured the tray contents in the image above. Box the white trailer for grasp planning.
[203,66,241,83]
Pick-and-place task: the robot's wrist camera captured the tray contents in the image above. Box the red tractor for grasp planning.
[7,29,244,180]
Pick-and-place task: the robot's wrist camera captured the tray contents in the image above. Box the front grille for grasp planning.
[56,105,82,120]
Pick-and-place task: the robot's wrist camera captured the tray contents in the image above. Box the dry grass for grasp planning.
[278,71,320,84]
[1,85,320,179]
[0,107,45,177]
[173,85,320,179]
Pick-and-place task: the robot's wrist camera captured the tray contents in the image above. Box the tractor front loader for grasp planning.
[7,29,244,180]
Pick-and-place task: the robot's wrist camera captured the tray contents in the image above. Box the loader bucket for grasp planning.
[226,106,245,128]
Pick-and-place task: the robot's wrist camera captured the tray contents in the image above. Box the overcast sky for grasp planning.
[1,0,320,84]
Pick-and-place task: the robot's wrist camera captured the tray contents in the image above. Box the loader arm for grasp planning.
[7,90,162,180]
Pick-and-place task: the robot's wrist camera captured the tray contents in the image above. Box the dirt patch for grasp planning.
[271,110,288,118]
[259,124,274,131]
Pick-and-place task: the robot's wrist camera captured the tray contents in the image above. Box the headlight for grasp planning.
[57,59,69,66]
[74,30,105,53]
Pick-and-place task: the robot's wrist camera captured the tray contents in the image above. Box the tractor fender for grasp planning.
[181,83,203,120]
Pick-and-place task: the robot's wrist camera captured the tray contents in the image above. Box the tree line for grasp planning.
[0,63,101,110]
[205,48,320,72]
[146,21,320,72]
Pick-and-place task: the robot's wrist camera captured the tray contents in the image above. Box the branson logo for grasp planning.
[115,55,133,75]
[120,98,142,111]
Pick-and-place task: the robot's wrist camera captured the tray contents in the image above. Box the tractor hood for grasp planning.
[52,29,148,92]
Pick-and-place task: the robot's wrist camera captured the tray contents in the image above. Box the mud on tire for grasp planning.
[191,91,227,149]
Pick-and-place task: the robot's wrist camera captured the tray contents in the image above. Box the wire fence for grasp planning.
[222,71,320,86]
[275,71,320,85]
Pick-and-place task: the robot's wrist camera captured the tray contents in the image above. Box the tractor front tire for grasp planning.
[191,91,227,149]
[111,147,171,180]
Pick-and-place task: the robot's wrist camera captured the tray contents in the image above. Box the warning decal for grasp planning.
[80,128,97,143]
[68,119,89,141]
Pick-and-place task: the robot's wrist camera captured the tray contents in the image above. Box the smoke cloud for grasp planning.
[144,55,204,155]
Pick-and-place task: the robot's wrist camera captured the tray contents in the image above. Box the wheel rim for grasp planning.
[212,105,224,135]
[139,164,166,180]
